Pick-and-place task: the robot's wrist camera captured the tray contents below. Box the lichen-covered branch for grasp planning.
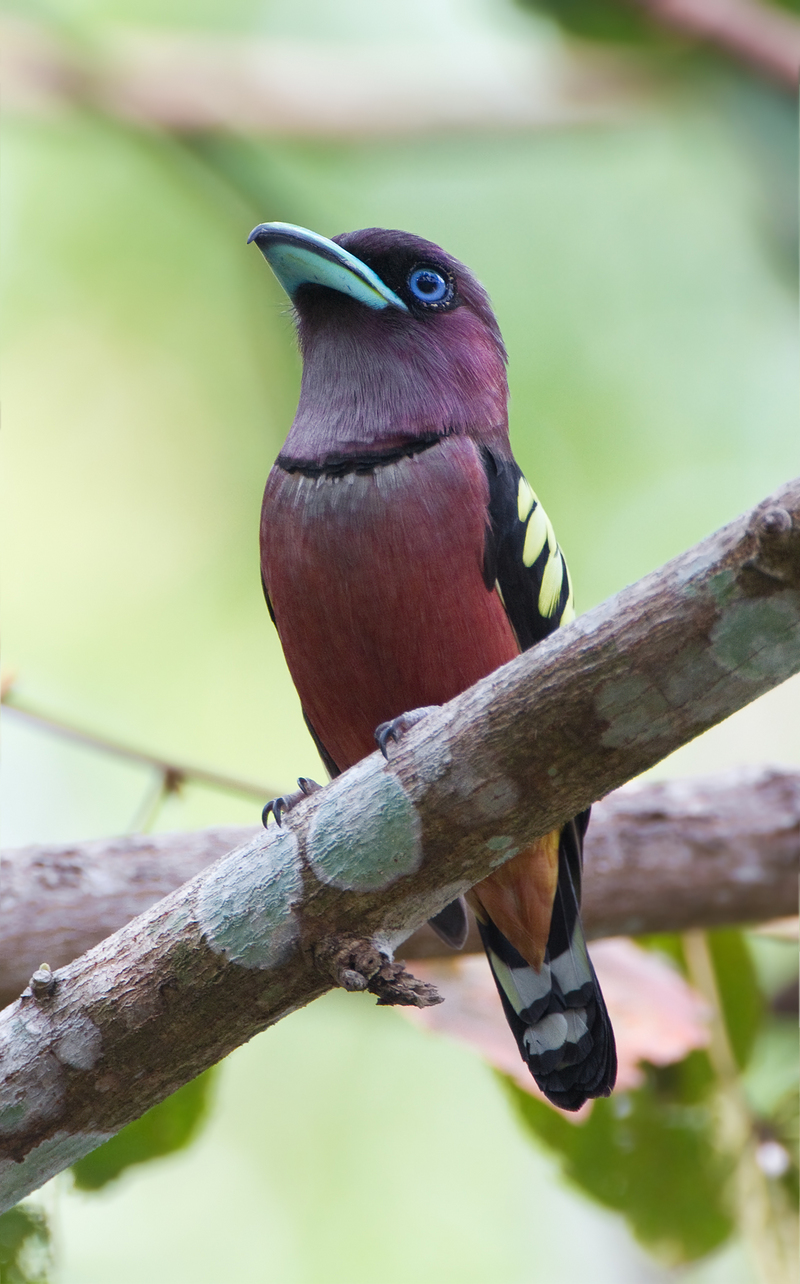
[1,479,799,1211]
[404,764,800,956]
[2,765,797,1004]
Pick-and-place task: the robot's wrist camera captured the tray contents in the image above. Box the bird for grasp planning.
[249,221,616,1111]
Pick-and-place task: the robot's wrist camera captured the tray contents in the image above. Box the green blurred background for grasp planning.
[2,0,798,1280]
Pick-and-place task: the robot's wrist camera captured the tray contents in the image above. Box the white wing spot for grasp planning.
[563,1009,590,1044]
[523,1012,569,1055]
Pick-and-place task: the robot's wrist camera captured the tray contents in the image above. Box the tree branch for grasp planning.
[1,478,799,1211]
[2,765,797,1007]
[406,764,800,956]
[2,17,639,139]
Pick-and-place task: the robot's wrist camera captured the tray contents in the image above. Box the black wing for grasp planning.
[480,449,616,1108]
[481,448,574,651]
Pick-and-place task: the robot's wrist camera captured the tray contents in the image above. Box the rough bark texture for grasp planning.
[2,766,797,1003]
[1,479,799,1211]
[407,765,800,955]
[0,828,255,1011]
[570,765,800,937]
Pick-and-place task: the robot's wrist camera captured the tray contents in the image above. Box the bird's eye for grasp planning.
[407,266,452,307]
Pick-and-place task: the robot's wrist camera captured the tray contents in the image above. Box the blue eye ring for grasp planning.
[407,264,454,309]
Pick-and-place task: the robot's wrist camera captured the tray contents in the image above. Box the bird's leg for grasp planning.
[374,705,440,758]
[262,776,322,828]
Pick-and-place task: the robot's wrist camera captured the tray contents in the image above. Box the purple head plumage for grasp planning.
[248,222,509,461]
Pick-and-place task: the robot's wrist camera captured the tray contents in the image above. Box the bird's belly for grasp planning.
[260,438,519,772]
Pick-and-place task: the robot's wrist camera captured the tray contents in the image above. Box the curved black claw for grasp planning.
[262,777,322,828]
[374,720,399,760]
[374,706,440,760]
[262,796,289,828]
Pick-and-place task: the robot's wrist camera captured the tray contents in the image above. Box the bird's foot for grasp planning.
[317,937,444,1008]
[374,705,440,759]
[262,777,322,828]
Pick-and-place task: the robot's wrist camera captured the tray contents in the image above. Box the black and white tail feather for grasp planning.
[477,815,616,1110]
[480,448,617,1110]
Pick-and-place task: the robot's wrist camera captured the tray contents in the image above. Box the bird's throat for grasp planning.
[285,301,508,462]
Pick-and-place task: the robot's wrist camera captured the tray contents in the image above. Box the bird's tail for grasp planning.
[478,815,617,1111]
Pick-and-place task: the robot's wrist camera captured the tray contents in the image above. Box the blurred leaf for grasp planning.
[654,1046,717,1104]
[742,1015,798,1119]
[636,932,687,971]
[71,1069,215,1191]
[640,929,765,1072]
[503,1056,733,1263]
[0,1205,51,1284]
[707,929,764,1071]
[519,0,800,62]
[640,929,764,1069]
[515,0,660,44]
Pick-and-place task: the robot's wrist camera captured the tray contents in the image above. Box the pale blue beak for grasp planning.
[248,222,408,312]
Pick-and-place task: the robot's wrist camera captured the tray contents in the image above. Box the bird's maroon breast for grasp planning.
[260,435,519,772]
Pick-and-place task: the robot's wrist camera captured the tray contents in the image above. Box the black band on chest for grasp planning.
[277,432,446,479]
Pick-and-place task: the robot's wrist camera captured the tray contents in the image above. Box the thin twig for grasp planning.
[127,768,187,834]
[1,697,272,802]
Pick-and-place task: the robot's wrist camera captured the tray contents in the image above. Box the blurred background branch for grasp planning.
[637,0,800,87]
[520,0,800,88]
[1,14,644,136]
[1,765,797,1008]
[4,0,800,149]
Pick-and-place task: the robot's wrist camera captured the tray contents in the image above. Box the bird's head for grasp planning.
[248,222,509,460]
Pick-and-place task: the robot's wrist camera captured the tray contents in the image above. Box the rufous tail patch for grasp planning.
[467,828,560,970]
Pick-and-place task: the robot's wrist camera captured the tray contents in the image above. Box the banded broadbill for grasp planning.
[250,222,616,1111]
